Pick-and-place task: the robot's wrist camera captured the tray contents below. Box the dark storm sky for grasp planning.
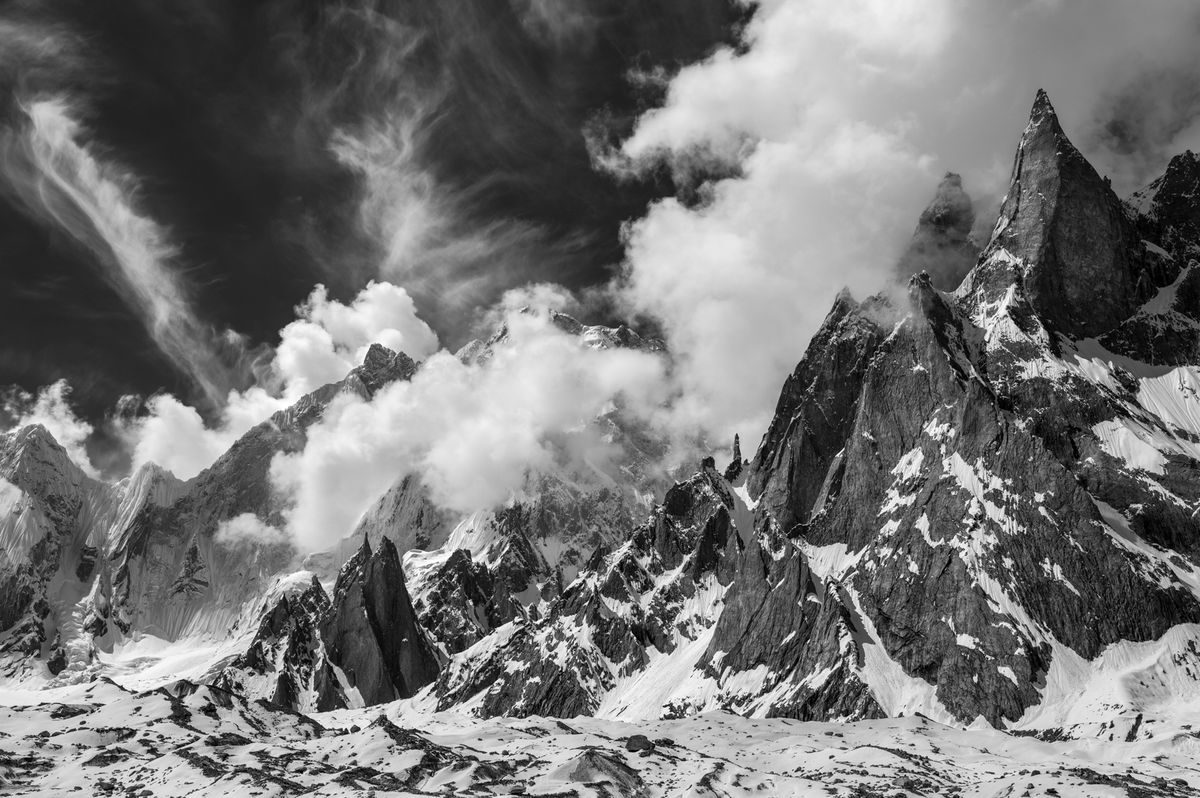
[0,0,741,419]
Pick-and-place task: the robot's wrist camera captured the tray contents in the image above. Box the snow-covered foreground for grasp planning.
[0,679,1197,797]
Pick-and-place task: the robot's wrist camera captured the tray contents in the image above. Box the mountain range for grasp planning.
[2,90,1200,795]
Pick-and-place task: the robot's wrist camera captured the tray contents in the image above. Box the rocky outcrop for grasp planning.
[211,575,335,711]
[1130,149,1200,255]
[214,538,440,712]
[434,464,744,717]
[722,435,745,482]
[747,290,890,536]
[318,538,440,709]
[897,172,979,290]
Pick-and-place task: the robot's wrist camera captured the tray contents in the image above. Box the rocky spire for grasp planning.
[976,88,1155,338]
[897,172,979,290]
[350,343,417,395]
[318,537,440,709]
[723,434,744,482]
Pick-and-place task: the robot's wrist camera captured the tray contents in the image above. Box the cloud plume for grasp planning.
[270,293,670,553]
[122,280,438,481]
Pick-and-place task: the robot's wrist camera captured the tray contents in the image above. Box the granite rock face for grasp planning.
[960,90,1166,339]
[318,538,440,709]
[213,539,441,712]
[211,576,335,711]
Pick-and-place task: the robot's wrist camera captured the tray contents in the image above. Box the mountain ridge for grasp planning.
[1,91,1199,749]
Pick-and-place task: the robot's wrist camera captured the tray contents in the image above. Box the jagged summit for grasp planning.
[1027,87,1059,132]
[1130,149,1200,252]
[897,171,979,290]
[458,308,665,366]
[958,88,1166,339]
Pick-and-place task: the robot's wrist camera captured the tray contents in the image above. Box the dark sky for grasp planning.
[0,0,741,420]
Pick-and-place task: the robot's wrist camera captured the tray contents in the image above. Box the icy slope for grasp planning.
[0,682,1196,797]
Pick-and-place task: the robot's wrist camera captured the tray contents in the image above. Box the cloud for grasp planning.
[274,281,439,400]
[0,96,239,406]
[510,0,598,48]
[122,281,438,481]
[214,513,288,549]
[610,0,1200,450]
[3,380,98,477]
[331,100,580,326]
[270,297,670,553]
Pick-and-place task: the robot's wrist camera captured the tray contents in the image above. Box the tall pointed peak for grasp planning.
[960,90,1154,338]
[1029,88,1058,127]
[1017,88,1074,160]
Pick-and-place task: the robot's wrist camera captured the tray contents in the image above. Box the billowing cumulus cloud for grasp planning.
[122,281,438,481]
[274,281,439,400]
[270,296,670,553]
[214,513,289,549]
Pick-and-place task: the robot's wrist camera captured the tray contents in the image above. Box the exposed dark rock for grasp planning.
[1130,150,1200,254]
[46,639,67,676]
[748,290,889,535]
[625,734,654,752]
[723,435,745,482]
[212,576,333,711]
[319,538,440,709]
[960,90,1171,338]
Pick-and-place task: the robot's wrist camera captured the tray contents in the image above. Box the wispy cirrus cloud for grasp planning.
[0,96,239,406]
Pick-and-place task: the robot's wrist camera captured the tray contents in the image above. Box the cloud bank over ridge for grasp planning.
[5,0,1200,554]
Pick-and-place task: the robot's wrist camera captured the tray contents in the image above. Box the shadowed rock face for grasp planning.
[319,538,440,709]
[1131,150,1200,251]
[962,90,1169,339]
[897,172,980,290]
[720,91,1200,726]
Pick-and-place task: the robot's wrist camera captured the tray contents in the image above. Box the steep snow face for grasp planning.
[0,344,420,683]
[0,425,130,680]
